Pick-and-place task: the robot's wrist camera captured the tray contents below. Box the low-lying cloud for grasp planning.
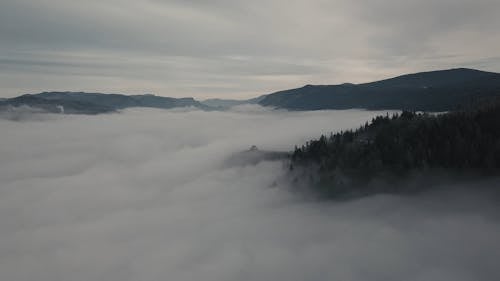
[1,107,499,281]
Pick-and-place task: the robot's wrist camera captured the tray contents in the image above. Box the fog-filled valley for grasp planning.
[1,107,499,281]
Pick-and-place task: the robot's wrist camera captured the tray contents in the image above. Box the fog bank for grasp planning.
[1,107,499,281]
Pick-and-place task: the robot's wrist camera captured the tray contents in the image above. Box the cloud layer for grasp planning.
[1,0,499,98]
[1,108,499,281]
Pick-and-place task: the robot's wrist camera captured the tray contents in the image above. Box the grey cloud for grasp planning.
[337,0,500,57]
[1,108,500,281]
[0,0,499,98]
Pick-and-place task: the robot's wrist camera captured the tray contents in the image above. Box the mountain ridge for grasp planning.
[0,92,211,114]
[259,68,500,111]
[2,68,500,114]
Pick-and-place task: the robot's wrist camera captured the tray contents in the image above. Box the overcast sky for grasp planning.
[1,0,499,99]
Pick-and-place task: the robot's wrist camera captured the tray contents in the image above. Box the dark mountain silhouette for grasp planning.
[0,94,114,114]
[201,95,267,109]
[3,68,500,114]
[35,92,211,110]
[259,68,500,111]
[0,92,211,114]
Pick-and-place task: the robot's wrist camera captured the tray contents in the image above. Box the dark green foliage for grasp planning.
[290,100,500,197]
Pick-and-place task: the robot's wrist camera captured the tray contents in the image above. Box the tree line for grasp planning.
[290,99,500,197]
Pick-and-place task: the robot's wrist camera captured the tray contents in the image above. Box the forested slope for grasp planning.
[290,100,500,197]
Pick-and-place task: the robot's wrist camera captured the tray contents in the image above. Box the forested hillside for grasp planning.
[290,99,500,197]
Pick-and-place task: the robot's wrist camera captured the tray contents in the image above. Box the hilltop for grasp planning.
[259,68,500,111]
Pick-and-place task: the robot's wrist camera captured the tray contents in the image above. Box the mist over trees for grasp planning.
[1,104,500,281]
[290,99,500,197]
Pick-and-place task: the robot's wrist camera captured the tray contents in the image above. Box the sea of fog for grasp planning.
[1,105,499,281]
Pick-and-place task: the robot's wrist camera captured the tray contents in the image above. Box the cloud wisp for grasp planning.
[0,108,499,281]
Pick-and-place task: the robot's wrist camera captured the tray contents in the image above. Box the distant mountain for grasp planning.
[0,92,211,114]
[0,94,114,114]
[201,95,267,109]
[259,68,500,111]
[35,92,211,110]
[3,68,499,114]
